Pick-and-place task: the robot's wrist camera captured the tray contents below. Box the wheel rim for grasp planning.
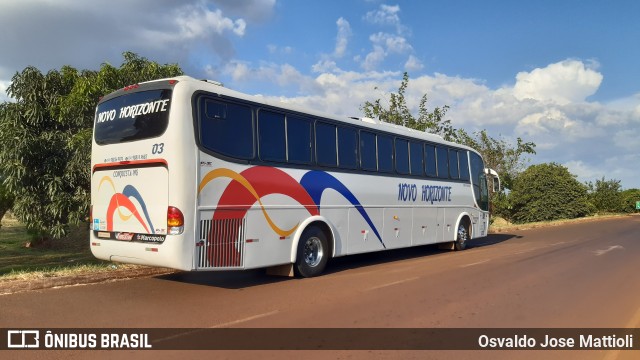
[303,237,324,267]
[457,224,468,246]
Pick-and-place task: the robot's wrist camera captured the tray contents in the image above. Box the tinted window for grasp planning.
[258,110,286,162]
[287,115,312,164]
[316,122,337,167]
[338,127,358,169]
[395,138,409,175]
[199,99,253,159]
[459,150,470,181]
[425,144,437,177]
[436,146,449,178]
[409,142,423,176]
[360,131,377,171]
[449,149,460,179]
[95,89,172,145]
[377,135,393,173]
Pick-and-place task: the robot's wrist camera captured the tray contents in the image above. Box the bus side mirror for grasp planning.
[484,168,501,192]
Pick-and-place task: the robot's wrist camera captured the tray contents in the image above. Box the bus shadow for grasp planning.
[156,269,291,290]
[324,233,519,275]
[155,233,518,289]
[467,233,521,249]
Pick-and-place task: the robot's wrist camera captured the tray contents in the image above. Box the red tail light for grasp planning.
[123,84,139,91]
[167,206,184,235]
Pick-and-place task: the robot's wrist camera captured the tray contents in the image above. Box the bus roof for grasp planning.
[104,75,478,153]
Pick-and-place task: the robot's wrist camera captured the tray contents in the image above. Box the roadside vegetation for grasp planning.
[0,216,111,279]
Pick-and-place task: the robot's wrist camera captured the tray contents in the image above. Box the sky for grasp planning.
[1,0,639,188]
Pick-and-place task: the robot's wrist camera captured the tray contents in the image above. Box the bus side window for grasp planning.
[360,131,377,171]
[459,150,470,181]
[287,115,312,164]
[205,99,226,119]
[377,135,393,173]
[436,146,449,179]
[425,144,437,177]
[409,141,423,176]
[316,122,337,167]
[395,138,409,175]
[258,110,286,162]
[338,126,358,169]
[200,99,254,160]
[449,149,460,180]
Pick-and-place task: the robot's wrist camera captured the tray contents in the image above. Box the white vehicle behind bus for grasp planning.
[90,76,499,277]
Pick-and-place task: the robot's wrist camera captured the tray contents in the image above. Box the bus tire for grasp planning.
[295,226,329,278]
[454,220,470,251]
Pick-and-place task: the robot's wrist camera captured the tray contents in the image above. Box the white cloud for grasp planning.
[0,79,11,102]
[359,4,415,72]
[363,4,407,34]
[370,32,412,54]
[0,0,271,78]
[210,0,276,22]
[361,45,387,71]
[512,60,603,105]
[312,60,340,74]
[404,55,424,72]
[359,32,413,70]
[267,44,293,55]
[613,128,640,151]
[175,5,246,38]
[223,61,324,95]
[334,17,352,58]
[564,160,604,181]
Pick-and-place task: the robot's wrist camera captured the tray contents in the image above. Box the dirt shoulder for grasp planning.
[0,266,176,295]
[488,213,633,233]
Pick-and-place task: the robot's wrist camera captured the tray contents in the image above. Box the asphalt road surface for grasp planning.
[1,216,639,359]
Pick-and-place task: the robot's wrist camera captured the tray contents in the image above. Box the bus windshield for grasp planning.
[94,89,172,145]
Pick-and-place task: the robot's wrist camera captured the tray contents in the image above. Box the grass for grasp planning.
[0,217,117,280]
[489,213,631,232]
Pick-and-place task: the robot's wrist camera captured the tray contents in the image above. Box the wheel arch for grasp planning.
[289,216,336,263]
[455,212,473,240]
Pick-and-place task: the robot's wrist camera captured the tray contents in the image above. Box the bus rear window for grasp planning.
[94,89,172,145]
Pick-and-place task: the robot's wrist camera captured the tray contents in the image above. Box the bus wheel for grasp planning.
[454,221,470,251]
[295,226,329,277]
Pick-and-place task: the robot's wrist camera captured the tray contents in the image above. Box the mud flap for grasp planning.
[266,263,294,277]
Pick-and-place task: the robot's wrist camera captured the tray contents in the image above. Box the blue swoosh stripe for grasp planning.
[300,171,385,248]
[122,185,155,234]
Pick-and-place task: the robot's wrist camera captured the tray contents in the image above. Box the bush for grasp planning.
[621,189,640,213]
[587,177,624,213]
[509,163,593,223]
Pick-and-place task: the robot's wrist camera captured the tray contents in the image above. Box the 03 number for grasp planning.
[152,143,164,154]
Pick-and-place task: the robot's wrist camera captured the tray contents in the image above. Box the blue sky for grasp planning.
[1,0,639,188]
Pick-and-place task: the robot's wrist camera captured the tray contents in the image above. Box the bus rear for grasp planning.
[90,78,195,270]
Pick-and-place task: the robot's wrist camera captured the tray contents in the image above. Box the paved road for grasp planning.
[1,216,639,359]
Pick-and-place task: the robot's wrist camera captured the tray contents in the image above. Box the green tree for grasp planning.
[455,130,535,191]
[0,52,182,241]
[586,177,624,213]
[455,130,536,221]
[0,174,14,227]
[621,189,640,213]
[509,163,593,223]
[361,72,457,141]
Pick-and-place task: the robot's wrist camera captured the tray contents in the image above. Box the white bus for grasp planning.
[90,76,499,277]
